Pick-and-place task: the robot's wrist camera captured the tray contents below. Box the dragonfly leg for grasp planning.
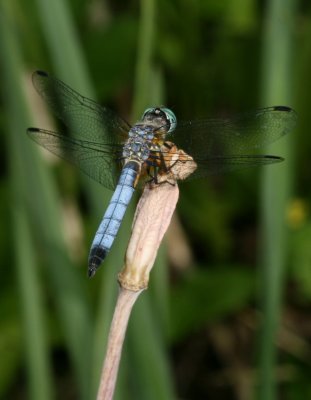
[146,160,176,186]
[144,164,159,184]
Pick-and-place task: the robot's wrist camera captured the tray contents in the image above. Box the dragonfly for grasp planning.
[27,70,297,277]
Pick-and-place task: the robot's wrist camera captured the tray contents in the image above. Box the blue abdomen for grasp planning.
[88,161,139,277]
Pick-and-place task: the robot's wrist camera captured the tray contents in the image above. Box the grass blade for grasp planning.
[0,6,53,399]
[257,1,296,399]
[1,2,94,398]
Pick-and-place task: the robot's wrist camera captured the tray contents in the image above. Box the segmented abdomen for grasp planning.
[88,161,139,277]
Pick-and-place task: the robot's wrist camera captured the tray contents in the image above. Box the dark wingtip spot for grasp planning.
[273,105,292,112]
[36,70,49,77]
[27,127,40,133]
[264,155,284,162]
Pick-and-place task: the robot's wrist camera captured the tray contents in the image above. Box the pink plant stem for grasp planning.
[96,288,142,400]
[97,182,183,399]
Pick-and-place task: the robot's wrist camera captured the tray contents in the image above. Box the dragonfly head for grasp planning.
[142,107,177,133]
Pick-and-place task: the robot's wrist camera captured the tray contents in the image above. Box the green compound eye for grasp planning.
[142,107,154,118]
[142,107,177,133]
[160,107,177,133]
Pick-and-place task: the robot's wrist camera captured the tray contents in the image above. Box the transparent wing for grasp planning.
[165,106,297,160]
[27,127,123,190]
[146,149,283,182]
[32,70,131,144]
[187,155,283,180]
[152,105,296,179]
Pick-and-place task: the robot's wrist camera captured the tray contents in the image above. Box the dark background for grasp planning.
[1,0,311,399]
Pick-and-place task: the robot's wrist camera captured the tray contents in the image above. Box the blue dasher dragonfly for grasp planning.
[27,70,297,277]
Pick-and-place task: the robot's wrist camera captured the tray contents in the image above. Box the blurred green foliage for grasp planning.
[1,0,311,399]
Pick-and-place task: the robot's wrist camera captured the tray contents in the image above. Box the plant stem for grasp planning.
[97,289,142,400]
[97,183,180,399]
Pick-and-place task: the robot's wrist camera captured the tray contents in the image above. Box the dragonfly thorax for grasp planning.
[123,125,154,162]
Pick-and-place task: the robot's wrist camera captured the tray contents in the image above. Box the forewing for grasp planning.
[27,127,123,190]
[165,106,297,159]
[32,70,131,144]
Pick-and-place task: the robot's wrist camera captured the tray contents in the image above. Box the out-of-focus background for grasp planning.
[1,0,311,399]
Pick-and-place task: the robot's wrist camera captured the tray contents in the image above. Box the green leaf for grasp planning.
[290,221,311,299]
[170,266,255,342]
